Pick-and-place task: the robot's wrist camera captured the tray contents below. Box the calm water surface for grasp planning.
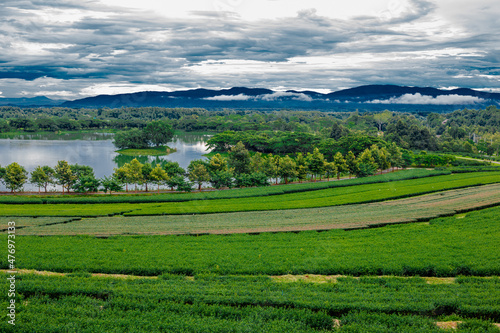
[0,133,210,191]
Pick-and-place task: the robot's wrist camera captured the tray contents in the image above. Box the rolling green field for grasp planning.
[4,205,499,277]
[2,169,499,332]
[1,273,498,332]
[1,171,499,217]
[7,183,500,235]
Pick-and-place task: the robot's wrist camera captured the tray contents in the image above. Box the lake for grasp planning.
[0,132,211,191]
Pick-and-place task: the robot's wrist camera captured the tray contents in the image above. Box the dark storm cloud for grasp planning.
[0,0,499,98]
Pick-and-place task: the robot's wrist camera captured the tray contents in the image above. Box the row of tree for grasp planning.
[0,142,457,194]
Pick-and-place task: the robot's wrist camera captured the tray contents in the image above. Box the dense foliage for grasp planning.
[1,105,500,155]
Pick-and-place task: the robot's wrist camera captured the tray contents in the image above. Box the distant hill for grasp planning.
[3,85,498,112]
[0,96,62,107]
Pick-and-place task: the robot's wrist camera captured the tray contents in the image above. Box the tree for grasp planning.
[323,161,337,181]
[262,154,278,184]
[188,160,210,191]
[330,122,350,140]
[208,153,229,173]
[228,141,251,175]
[149,165,169,193]
[3,162,28,193]
[401,149,414,168]
[0,166,5,185]
[54,160,76,194]
[165,175,185,191]
[307,148,325,181]
[30,166,54,193]
[332,152,347,180]
[113,166,129,192]
[141,163,153,192]
[72,175,100,193]
[370,145,390,174]
[356,149,377,177]
[386,142,403,171]
[101,176,123,194]
[162,161,185,180]
[277,155,297,184]
[113,128,148,149]
[209,170,234,189]
[373,110,392,132]
[295,153,308,182]
[144,121,174,147]
[126,158,144,192]
[249,152,264,173]
[345,151,358,179]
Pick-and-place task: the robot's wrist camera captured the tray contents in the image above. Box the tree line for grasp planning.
[1,105,499,156]
[0,142,455,194]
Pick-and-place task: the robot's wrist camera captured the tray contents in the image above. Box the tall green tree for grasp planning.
[149,165,169,193]
[306,148,325,181]
[144,121,174,147]
[141,163,153,192]
[345,151,358,179]
[54,160,76,194]
[277,155,297,184]
[249,152,264,173]
[332,152,348,180]
[356,149,377,177]
[113,166,129,192]
[295,153,308,183]
[188,160,210,191]
[262,154,278,184]
[228,141,251,175]
[100,176,123,194]
[373,110,392,132]
[30,166,54,193]
[387,142,403,171]
[126,158,144,192]
[208,153,229,173]
[3,162,28,193]
[72,175,101,193]
[323,161,337,181]
[162,161,185,178]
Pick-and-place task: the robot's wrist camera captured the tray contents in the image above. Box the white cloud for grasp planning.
[368,93,486,104]
[79,83,170,96]
[204,94,253,101]
[204,92,313,102]
[261,91,313,101]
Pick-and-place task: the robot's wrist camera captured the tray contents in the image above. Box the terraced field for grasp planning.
[2,169,499,332]
[1,171,499,217]
[8,183,500,235]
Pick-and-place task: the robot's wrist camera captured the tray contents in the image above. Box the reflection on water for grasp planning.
[0,133,211,191]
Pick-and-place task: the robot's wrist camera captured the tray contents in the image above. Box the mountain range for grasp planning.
[1,85,499,112]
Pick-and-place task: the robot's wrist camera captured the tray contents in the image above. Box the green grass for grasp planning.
[4,205,500,276]
[1,273,498,332]
[0,217,74,229]
[126,172,500,215]
[1,171,498,217]
[9,183,500,235]
[0,203,139,217]
[115,145,176,156]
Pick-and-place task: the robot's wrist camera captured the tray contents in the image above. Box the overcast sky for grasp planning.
[0,0,499,99]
